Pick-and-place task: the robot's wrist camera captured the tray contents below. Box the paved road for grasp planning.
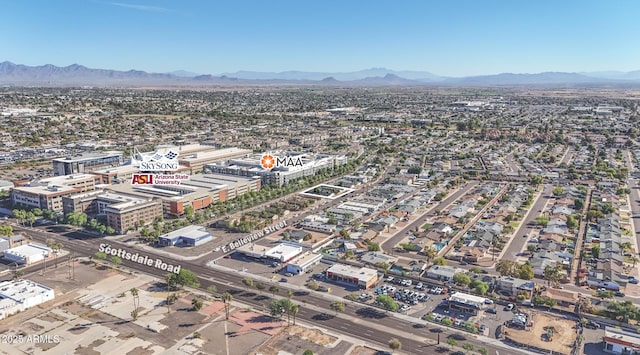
[501,185,554,261]
[381,181,479,253]
[14,224,529,355]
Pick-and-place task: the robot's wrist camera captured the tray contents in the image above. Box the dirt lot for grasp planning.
[505,312,577,355]
[255,325,339,355]
[1,261,351,355]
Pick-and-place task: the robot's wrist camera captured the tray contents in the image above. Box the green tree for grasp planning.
[552,186,564,197]
[191,297,203,311]
[330,301,345,315]
[307,280,319,291]
[303,350,314,355]
[592,244,601,259]
[166,273,177,291]
[389,338,402,351]
[110,256,122,266]
[543,264,563,287]
[453,272,471,287]
[530,175,543,186]
[375,294,398,312]
[447,338,457,349]
[470,280,489,295]
[496,260,517,277]
[463,343,474,352]
[574,198,585,210]
[478,348,488,355]
[269,285,280,296]
[433,257,447,266]
[566,215,578,229]
[0,225,13,237]
[368,242,381,252]
[518,263,534,280]
[255,282,266,294]
[175,269,199,288]
[535,215,549,227]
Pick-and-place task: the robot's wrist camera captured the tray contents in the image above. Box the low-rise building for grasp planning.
[263,244,303,263]
[326,264,378,290]
[0,279,55,320]
[286,252,323,275]
[425,265,466,282]
[2,243,51,265]
[603,326,640,354]
[158,225,212,247]
[447,291,486,315]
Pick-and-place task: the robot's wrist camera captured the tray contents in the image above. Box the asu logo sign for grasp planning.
[260,153,304,170]
[131,174,153,185]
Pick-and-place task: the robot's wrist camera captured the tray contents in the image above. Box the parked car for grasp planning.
[505,303,514,311]
[615,292,626,297]
[484,299,494,304]
[284,272,294,277]
[486,308,497,314]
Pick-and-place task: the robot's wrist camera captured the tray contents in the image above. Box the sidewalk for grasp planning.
[206,262,541,355]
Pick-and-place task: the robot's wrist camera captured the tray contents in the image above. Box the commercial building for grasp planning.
[2,243,51,265]
[104,173,260,216]
[0,279,55,320]
[11,174,98,212]
[103,194,161,234]
[107,183,213,217]
[53,151,123,176]
[183,174,261,200]
[603,326,640,354]
[326,264,378,290]
[178,147,252,173]
[286,252,323,275]
[447,292,486,315]
[11,184,79,211]
[158,225,212,247]
[39,174,98,193]
[90,164,140,184]
[263,244,303,263]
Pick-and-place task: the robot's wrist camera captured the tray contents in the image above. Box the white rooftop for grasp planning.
[3,243,51,258]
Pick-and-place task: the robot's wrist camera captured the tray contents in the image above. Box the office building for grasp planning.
[52,151,123,176]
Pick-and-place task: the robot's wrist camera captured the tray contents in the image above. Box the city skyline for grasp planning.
[3,0,640,77]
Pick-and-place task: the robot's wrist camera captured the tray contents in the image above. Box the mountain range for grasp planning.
[2,61,640,87]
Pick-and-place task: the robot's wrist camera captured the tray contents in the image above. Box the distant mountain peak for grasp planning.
[1,61,640,87]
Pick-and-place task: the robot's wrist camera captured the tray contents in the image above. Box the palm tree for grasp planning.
[222,292,233,320]
[291,304,299,325]
[424,247,436,264]
[130,288,139,320]
[269,285,280,297]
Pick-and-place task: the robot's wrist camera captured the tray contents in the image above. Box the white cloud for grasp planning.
[107,2,170,12]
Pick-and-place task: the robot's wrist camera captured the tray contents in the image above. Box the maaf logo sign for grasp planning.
[260,154,304,170]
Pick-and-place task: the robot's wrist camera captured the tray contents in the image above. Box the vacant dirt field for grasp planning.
[506,312,577,355]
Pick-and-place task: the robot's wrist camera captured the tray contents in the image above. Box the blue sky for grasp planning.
[3,0,639,76]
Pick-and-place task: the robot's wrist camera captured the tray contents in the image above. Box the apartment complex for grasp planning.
[205,152,347,186]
